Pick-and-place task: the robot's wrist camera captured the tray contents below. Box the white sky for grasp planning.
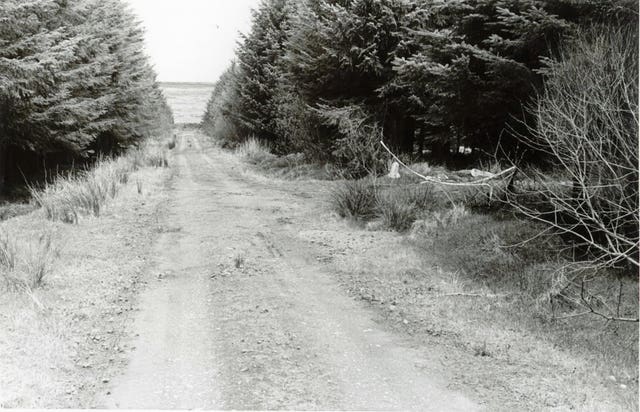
[125,0,261,83]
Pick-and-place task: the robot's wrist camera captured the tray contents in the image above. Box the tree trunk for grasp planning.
[383,112,400,152]
[400,116,415,155]
[417,128,425,159]
[430,141,449,162]
[0,144,5,194]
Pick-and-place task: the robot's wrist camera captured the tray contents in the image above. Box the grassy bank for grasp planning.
[0,141,173,408]
[29,145,169,224]
[327,171,638,409]
[0,143,170,292]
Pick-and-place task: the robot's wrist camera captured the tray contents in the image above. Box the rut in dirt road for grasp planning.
[101,128,478,410]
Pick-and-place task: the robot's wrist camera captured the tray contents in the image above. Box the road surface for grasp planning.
[101,128,477,410]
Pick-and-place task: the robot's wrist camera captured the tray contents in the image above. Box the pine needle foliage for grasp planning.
[0,0,173,161]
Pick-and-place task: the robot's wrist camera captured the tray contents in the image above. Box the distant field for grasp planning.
[160,82,215,125]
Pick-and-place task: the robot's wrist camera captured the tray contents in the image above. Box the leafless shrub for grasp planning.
[539,266,639,323]
[509,25,639,271]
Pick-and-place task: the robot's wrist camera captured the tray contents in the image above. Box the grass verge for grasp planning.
[326,168,638,410]
[30,144,169,223]
[235,138,337,180]
[0,147,173,408]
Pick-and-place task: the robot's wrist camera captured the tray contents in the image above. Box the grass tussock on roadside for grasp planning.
[30,144,169,223]
[331,178,439,231]
[235,137,275,164]
[0,228,57,292]
[235,137,337,180]
[331,179,377,220]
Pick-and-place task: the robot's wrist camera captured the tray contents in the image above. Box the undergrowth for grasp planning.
[331,174,638,321]
[237,137,336,180]
[235,137,275,165]
[30,143,169,223]
[332,179,437,231]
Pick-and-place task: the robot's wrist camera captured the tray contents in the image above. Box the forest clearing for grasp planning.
[0,0,638,410]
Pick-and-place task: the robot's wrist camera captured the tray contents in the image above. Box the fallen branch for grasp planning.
[437,292,507,298]
[380,141,431,181]
[554,311,593,320]
[380,141,516,198]
[418,166,516,187]
[579,279,639,323]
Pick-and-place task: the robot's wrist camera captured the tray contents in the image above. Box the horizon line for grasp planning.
[159,80,217,86]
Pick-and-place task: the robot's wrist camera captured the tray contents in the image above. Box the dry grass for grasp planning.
[331,179,437,231]
[318,207,638,409]
[331,179,377,220]
[236,139,336,180]
[325,170,638,408]
[30,158,131,223]
[128,144,170,169]
[0,202,36,221]
[374,191,418,232]
[0,228,56,291]
[0,164,172,408]
[235,137,275,165]
[30,143,169,223]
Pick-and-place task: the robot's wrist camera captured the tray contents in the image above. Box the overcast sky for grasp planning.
[126,0,260,83]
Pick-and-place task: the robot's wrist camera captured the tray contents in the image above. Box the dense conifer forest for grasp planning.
[0,0,172,191]
[204,0,635,165]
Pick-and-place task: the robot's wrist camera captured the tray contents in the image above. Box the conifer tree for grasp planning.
[0,0,172,157]
[233,0,294,148]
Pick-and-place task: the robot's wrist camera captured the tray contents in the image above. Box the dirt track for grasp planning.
[100,128,477,410]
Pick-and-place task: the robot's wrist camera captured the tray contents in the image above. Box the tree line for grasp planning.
[203,0,636,170]
[0,0,172,191]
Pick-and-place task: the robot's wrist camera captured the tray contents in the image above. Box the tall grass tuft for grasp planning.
[128,145,170,169]
[0,229,56,290]
[331,179,377,220]
[375,191,418,232]
[332,180,438,230]
[235,137,275,165]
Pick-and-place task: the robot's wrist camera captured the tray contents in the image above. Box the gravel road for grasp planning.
[101,128,477,410]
